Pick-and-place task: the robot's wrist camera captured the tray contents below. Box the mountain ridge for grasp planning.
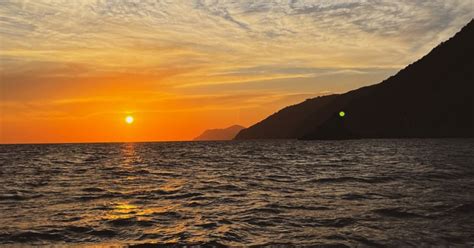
[194,125,245,141]
[235,19,474,140]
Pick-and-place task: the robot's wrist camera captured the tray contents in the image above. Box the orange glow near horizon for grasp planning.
[1,1,472,144]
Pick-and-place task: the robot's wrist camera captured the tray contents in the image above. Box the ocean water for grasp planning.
[0,139,473,247]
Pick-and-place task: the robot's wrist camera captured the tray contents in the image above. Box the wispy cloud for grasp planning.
[2,0,472,74]
[2,0,472,99]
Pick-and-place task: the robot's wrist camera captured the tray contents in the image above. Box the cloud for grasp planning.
[1,1,472,95]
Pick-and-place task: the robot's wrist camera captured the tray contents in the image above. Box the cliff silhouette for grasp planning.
[235,19,474,140]
[194,125,245,141]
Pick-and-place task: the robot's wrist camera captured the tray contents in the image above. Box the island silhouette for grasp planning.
[235,19,473,140]
[194,125,245,141]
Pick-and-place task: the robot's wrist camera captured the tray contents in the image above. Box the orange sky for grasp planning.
[1,1,472,143]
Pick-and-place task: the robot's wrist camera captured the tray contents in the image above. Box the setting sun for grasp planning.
[125,116,134,124]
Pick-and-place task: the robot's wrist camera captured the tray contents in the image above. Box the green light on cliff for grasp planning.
[339,111,346,117]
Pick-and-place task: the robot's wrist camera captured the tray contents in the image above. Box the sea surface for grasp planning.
[0,139,473,247]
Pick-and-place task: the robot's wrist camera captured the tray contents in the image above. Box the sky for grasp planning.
[0,0,473,143]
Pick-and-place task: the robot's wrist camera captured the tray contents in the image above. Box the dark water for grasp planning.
[0,139,473,247]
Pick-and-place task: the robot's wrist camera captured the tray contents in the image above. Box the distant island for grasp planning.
[194,125,245,141]
[235,19,474,140]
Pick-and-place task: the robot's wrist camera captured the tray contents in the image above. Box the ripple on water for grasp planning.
[81,187,106,193]
[372,208,424,218]
[0,192,43,201]
[3,231,66,243]
[106,217,155,227]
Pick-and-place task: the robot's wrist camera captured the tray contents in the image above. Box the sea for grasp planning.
[0,139,473,247]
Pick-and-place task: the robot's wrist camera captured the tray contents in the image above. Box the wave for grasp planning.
[106,217,155,227]
[0,192,43,201]
[308,176,394,184]
[372,208,424,218]
[0,231,66,243]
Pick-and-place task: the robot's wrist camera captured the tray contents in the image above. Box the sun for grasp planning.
[125,115,134,124]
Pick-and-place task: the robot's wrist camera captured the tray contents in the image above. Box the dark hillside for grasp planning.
[236,19,474,140]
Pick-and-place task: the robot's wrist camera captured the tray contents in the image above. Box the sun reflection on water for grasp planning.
[104,202,180,220]
[159,179,185,192]
[105,143,214,244]
[121,143,138,167]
